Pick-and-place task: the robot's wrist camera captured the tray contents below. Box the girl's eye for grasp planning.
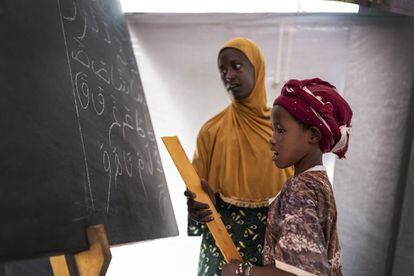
[277,127,285,134]
[221,69,227,75]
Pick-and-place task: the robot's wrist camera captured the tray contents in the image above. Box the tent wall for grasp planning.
[125,13,414,275]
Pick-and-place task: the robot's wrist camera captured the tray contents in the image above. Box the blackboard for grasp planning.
[0,0,178,261]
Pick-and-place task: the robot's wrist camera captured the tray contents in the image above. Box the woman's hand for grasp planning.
[184,179,216,223]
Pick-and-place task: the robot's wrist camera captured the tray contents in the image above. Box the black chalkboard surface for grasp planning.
[0,0,178,261]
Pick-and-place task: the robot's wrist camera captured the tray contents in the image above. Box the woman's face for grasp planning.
[218,48,255,101]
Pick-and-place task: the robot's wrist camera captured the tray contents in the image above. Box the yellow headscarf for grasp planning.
[192,38,294,207]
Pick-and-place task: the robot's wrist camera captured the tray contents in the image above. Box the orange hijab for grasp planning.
[192,38,293,207]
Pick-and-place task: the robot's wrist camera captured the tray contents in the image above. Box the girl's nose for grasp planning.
[269,137,275,146]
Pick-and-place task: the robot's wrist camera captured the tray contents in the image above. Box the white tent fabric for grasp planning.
[124,13,414,276]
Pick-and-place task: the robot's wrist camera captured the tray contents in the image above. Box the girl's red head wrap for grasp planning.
[274,78,353,158]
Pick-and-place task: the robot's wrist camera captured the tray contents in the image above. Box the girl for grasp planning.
[222,78,352,276]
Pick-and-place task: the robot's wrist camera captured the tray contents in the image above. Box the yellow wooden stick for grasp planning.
[162,136,242,262]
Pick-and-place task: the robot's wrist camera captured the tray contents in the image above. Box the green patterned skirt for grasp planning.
[188,196,268,276]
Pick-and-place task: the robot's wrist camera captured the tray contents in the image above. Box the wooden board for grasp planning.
[162,136,242,262]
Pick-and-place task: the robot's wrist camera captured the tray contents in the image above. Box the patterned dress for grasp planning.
[188,196,268,276]
[263,168,342,276]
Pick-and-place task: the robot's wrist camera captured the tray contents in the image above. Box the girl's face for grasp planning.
[269,105,312,169]
[218,48,255,101]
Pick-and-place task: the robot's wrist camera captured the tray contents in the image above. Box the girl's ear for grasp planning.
[308,126,321,144]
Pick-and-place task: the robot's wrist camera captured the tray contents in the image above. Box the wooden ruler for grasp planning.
[162,136,242,262]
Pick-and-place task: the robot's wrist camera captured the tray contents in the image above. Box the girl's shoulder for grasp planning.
[298,170,331,187]
[285,170,333,199]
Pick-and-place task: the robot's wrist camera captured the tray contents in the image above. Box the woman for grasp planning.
[185,37,293,276]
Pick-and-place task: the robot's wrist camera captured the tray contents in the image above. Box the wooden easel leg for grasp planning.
[50,255,70,276]
[74,224,111,276]
[50,224,111,276]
